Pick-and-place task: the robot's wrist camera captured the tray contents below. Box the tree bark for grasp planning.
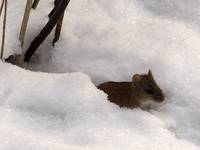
[24,0,70,62]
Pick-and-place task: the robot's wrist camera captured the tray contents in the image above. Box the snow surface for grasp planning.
[0,0,200,149]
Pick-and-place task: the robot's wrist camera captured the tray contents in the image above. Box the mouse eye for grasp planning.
[145,88,153,95]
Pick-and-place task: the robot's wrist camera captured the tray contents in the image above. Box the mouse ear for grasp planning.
[132,74,142,82]
[148,70,153,77]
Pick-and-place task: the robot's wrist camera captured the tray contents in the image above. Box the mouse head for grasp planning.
[132,70,165,102]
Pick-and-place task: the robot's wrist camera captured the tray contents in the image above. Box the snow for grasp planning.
[0,0,200,149]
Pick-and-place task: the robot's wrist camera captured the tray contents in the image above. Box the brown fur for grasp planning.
[97,70,165,109]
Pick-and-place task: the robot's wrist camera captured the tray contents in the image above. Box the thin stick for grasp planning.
[48,0,61,18]
[24,0,71,62]
[0,0,7,59]
[52,12,64,46]
[19,0,32,47]
[0,0,5,16]
[32,0,40,9]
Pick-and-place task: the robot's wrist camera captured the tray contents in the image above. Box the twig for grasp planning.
[32,0,40,9]
[0,0,5,16]
[24,0,71,62]
[48,0,60,18]
[19,0,33,47]
[0,0,7,59]
[52,12,64,46]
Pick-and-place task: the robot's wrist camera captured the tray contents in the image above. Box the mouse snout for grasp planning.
[154,93,165,102]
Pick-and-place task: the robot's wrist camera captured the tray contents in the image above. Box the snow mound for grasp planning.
[0,62,107,118]
[0,62,198,150]
[1,0,200,149]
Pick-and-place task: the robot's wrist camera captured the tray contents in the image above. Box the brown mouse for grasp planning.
[97,70,165,109]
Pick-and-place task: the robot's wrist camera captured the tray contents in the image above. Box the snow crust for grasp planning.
[0,0,200,149]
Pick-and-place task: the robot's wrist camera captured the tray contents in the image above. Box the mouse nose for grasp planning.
[154,93,165,102]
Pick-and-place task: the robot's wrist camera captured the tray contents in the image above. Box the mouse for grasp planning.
[97,70,165,109]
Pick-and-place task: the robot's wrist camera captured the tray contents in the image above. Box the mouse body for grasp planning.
[97,70,165,109]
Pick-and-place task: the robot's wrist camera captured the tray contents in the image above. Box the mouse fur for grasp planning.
[97,70,165,109]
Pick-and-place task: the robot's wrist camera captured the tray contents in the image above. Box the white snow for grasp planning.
[0,0,200,149]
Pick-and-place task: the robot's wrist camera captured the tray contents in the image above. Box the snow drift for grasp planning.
[0,0,200,149]
[0,62,199,150]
